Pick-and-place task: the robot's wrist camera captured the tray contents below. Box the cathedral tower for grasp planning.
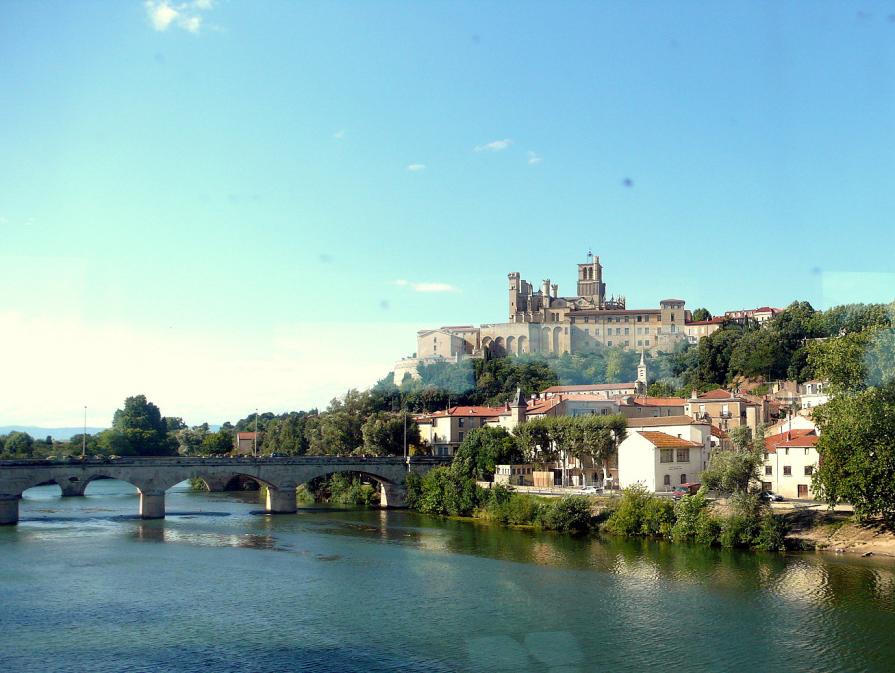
[577,252,605,305]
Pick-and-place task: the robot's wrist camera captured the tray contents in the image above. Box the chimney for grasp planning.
[691,388,698,400]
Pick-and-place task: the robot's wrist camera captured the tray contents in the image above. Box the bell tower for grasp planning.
[577,251,605,305]
[636,350,648,395]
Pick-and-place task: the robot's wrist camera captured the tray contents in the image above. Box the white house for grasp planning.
[762,429,819,499]
[618,416,711,492]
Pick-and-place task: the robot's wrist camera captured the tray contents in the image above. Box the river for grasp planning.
[1,480,894,673]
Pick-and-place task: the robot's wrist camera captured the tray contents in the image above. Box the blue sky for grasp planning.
[2,1,895,425]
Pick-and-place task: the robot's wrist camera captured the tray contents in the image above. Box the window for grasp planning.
[804,465,814,476]
[458,418,465,427]
[616,327,621,335]
[805,448,810,456]
[458,431,464,442]
[663,474,671,486]
[765,465,772,475]
[680,474,687,484]
[637,340,642,346]
[783,466,792,476]
[660,449,674,463]
[644,340,650,346]
[607,340,612,346]
[676,448,690,462]
[637,315,642,322]
[584,316,589,323]
[624,328,629,335]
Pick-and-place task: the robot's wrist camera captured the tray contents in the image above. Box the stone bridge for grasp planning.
[0,455,451,525]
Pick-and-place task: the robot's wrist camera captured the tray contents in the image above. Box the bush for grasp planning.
[672,491,708,542]
[416,467,482,516]
[484,489,542,526]
[754,513,788,551]
[605,485,675,538]
[694,510,722,546]
[539,496,593,532]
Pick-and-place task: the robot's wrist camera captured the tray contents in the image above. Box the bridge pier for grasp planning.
[139,491,165,519]
[0,496,19,525]
[59,481,87,497]
[265,486,297,514]
[379,483,406,508]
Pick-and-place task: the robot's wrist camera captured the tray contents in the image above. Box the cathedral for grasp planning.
[398,254,691,381]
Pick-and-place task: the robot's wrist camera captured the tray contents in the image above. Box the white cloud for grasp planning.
[391,279,457,293]
[145,0,214,33]
[406,163,426,172]
[333,129,346,140]
[527,151,542,165]
[475,139,512,152]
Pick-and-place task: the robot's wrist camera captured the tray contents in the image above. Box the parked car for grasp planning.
[671,482,701,500]
[580,485,601,494]
[761,491,784,502]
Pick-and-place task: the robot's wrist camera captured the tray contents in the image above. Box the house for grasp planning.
[684,388,767,434]
[762,429,819,499]
[541,382,637,399]
[617,396,687,419]
[618,416,712,492]
[724,307,783,324]
[494,464,535,486]
[234,432,258,455]
[684,316,726,344]
[799,380,830,410]
[415,405,506,457]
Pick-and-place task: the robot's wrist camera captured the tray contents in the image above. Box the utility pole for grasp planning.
[82,406,87,458]
[403,408,408,459]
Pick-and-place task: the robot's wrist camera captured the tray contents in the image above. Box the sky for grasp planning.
[2,1,895,427]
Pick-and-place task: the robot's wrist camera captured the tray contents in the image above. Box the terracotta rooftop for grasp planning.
[710,425,729,439]
[638,431,701,449]
[765,429,818,453]
[685,317,727,326]
[428,406,505,418]
[697,389,736,400]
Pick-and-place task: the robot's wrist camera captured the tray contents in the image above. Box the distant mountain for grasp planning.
[0,426,106,441]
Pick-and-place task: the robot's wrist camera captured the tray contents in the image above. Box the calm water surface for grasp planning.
[2,480,894,673]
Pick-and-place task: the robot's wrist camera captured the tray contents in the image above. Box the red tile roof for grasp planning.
[710,425,729,439]
[429,406,505,418]
[638,431,701,448]
[764,429,817,453]
[698,389,735,400]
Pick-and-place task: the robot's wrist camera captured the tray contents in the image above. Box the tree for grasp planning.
[361,412,420,456]
[701,424,764,494]
[452,427,522,480]
[691,308,712,322]
[813,379,895,522]
[175,425,210,455]
[3,431,34,457]
[513,418,555,466]
[99,395,177,456]
[202,429,234,455]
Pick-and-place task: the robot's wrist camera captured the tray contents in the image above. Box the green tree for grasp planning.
[202,428,234,455]
[813,380,895,521]
[691,308,712,322]
[98,395,177,456]
[3,431,34,456]
[361,411,419,456]
[452,426,522,480]
[701,425,764,494]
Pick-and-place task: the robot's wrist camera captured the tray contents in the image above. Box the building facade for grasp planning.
[413,254,692,360]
